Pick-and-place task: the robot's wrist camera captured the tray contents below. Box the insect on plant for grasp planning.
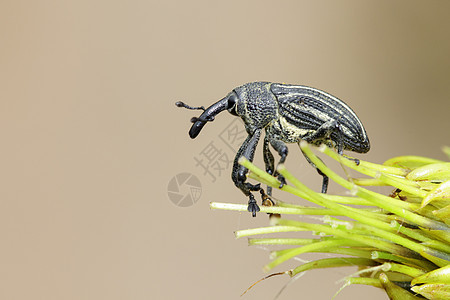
[176,82,370,217]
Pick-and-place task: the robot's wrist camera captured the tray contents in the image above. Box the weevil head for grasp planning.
[226,92,239,116]
[184,82,278,138]
[188,82,277,138]
[187,92,241,139]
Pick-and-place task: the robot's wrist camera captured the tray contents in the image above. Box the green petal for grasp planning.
[433,205,450,225]
[411,283,450,299]
[411,265,450,285]
[379,273,421,299]
[422,180,450,207]
[383,156,443,170]
[406,163,450,182]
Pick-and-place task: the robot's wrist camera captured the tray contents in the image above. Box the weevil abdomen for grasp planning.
[270,83,370,153]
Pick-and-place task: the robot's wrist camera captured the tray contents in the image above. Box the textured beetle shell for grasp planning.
[269,83,370,153]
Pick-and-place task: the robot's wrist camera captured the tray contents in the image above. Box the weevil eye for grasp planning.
[227,92,239,116]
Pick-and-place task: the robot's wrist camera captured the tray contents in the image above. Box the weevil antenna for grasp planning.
[175,101,206,111]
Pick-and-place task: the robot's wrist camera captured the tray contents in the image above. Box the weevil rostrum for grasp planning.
[176,82,370,217]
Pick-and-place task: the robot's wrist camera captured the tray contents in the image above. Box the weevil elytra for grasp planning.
[176,82,370,217]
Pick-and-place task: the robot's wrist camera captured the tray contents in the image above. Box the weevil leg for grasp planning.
[231,129,262,217]
[300,148,329,193]
[268,138,288,189]
[262,137,277,207]
[334,123,359,166]
[263,137,275,197]
[305,120,360,166]
[335,124,360,166]
[301,119,346,193]
[303,119,339,144]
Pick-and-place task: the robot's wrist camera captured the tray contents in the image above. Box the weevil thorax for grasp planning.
[232,82,278,134]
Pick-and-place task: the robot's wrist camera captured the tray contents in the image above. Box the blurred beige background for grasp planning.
[1,0,449,299]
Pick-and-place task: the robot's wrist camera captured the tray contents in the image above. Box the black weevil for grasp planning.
[176,82,370,216]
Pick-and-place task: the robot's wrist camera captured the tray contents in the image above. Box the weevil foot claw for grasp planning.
[278,174,287,189]
[247,195,260,217]
[345,156,360,166]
